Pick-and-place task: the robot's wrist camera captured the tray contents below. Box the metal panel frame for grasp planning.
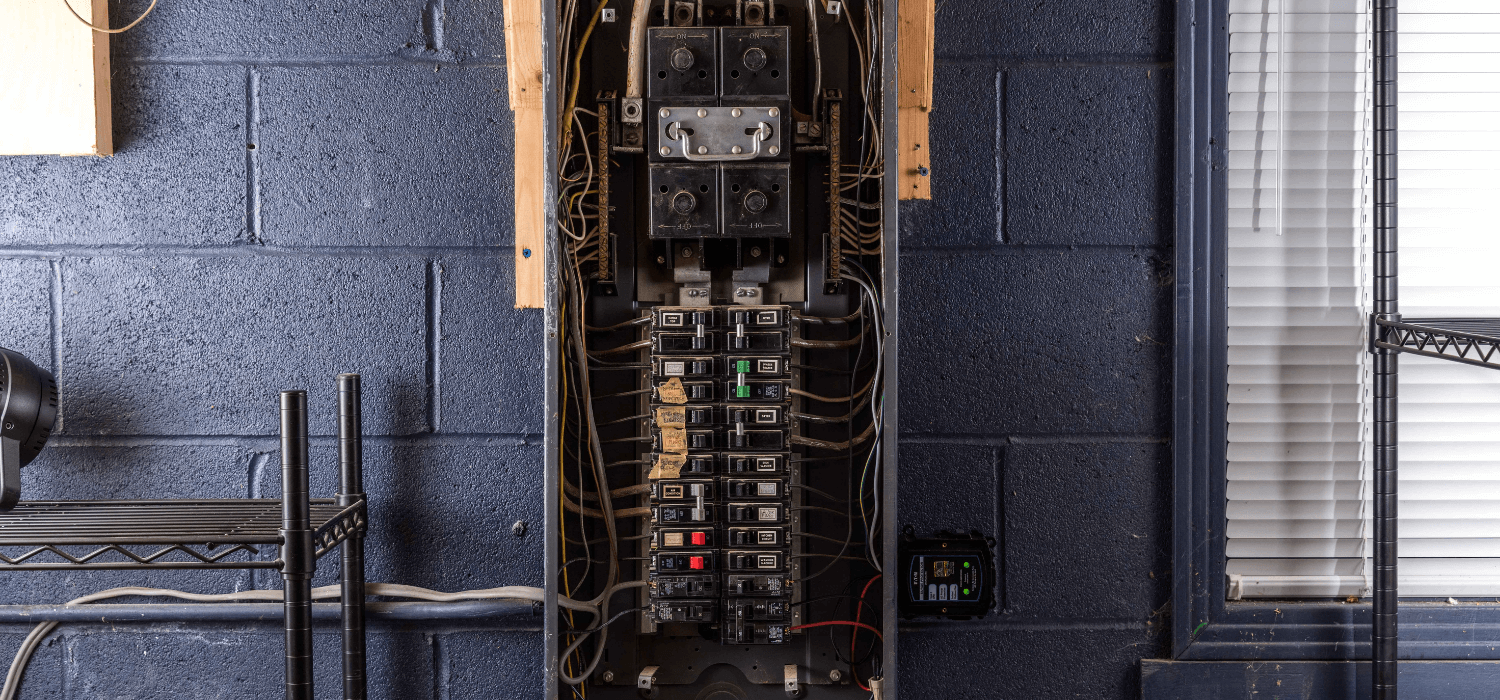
[1169,0,1500,665]
[540,0,900,694]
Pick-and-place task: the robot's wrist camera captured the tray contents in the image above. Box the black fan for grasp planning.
[0,347,58,510]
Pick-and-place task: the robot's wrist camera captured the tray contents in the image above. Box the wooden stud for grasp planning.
[504,0,547,308]
[896,0,933,199]
[0,0,113,156]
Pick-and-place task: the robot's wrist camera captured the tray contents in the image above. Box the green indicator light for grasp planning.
[963,562,971,568]
[736,385,751,398]
[737,360,750,373]
[963,588,970,595]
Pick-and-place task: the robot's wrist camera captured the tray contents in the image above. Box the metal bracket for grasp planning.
[637,665,660,690]
[783,664,801,696]
[677,122,770,161]
[657,106,782,161]
[0,437,20,511]
[1369,312,1402,354]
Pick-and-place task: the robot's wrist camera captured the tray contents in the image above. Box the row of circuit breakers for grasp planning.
[647,305,794,644]
[646,25,793,239]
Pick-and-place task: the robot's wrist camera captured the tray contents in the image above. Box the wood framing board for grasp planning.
[504,0,546,308]
[895,0,933,199]
[0,0,113,156]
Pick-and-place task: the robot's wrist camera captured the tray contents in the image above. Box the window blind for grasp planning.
[1226,0,1500,599]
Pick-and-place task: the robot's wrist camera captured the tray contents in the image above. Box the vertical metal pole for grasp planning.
[1372,0,1400,697]
[337,374,367,700]
[280,390,315,700]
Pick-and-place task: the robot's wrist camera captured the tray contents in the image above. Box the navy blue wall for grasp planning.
[894,0,1174,696]
[0,0,1172,696]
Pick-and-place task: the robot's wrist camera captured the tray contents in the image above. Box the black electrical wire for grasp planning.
[564,605,648,633]
[788,483,849,504]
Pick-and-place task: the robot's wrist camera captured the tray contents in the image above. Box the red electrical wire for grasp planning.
[785,619,884,640]
[850,574,882,691]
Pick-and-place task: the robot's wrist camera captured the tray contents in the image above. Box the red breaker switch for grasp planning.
[691,531,708,546]
[689,556,706,570]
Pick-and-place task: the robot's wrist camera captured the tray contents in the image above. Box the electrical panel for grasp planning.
[552,0,894,694]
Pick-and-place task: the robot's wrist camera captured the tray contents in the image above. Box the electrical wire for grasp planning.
[1,583,599,700]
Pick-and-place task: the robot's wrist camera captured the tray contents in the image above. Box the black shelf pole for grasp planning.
[1372,0,1400,697]
[337,374,368,700]
[280,390,315,700]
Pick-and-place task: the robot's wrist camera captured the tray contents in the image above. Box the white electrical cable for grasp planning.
[805,0,824,117]
[624,0,654,102]
[0,583,603,700]
[842,264,885,573]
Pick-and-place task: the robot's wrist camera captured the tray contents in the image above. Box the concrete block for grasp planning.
[257,66,514,248]
[0,260,53,372]
[899,65,1000,248]
[112,0,428,60]
[1006,441,1170,619]
[899,249,1171,435]
[65,628,432,699]
[1005,66,1171,246]
[898,626,1161,699]
[0,66,244,247]
[60,256,428,437]
[437,257,543,435]
[441,631,541,699]
[935,0,1171,59]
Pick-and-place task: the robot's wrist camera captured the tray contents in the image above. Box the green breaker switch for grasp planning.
[736,384,751,398]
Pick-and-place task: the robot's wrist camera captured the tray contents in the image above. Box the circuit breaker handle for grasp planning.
[677,122,770,161]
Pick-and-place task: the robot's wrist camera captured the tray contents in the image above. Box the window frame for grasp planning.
[1171,0,1500,662]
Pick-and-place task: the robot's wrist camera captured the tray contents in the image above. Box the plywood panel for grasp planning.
[504,0,546,308]
[0,0,112,156]
[896,0,933,199]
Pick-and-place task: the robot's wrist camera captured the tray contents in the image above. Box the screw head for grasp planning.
[732,108,743,118]
[829,670,842,682]
[768,146,780,155]
[731,145,743,154]
[697,145,708,155]
[697,108,708,118]
[672,191,697,214]
[522,248,532,258]
[2,422,12,431]
[602,670,615,683]
[660,146,672,156]
[656,256,667,264]
[659,108,671,119]
[681,247,695,258]
[768,107,779,117]
[670,47,695,71]
[776,255,786,264]
[750,246,762,257]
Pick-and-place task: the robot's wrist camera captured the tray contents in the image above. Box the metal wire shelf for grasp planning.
[0,375,372,700]
[1373,317,1500,371]
[0,499,364,570]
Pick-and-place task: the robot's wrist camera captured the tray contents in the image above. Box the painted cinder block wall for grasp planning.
[0,0,1172,697]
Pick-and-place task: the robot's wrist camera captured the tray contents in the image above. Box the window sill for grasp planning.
[1143,659,1500,699]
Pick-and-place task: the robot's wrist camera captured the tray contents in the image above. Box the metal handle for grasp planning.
[676,121,770,161]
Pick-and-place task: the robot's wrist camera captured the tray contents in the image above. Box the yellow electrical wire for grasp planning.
[560,0,612,159]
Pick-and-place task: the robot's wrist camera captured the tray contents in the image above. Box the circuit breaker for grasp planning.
[646,305,795,644]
